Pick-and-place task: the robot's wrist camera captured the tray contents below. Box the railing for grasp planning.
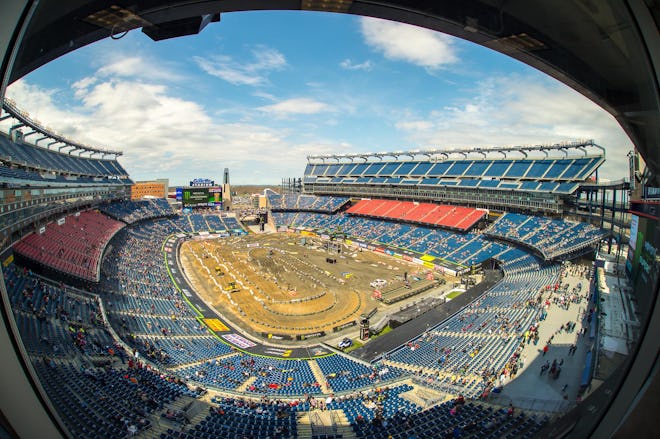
[309,411,337,437]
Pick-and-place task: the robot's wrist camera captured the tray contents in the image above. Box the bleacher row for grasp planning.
[0,134,128,178]
[13,210,124,281]
[267,192,350,212]
[304,156,603,194]
[0,162,130,186]
[486,212,608,259]
[347,198,486,231]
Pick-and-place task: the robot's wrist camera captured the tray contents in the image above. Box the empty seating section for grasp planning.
[267,192,349,212]
[316,354,402,392]
[486,213,607,259]
[204,215,227,231]
[387,265,559,398]
[13,210,124,281]
[221,215,243,231]
[189,214,210,232]
[326,384,422,426]
[344,396,549,439]
[177,355,323,395]
[270,211,299,228]
[346,199,486,231]
[3,263,205,438]
[5,264,111,357]
[130,212,242,235]
[192,397,298,439]
[0,162,129,186]
[101,220,234,366]
[33,360,196,439]
[131,336,233,365]
[99,199,173,223]
[304,155,603,194]
[0,134,129,178]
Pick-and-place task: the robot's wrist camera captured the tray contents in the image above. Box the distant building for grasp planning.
[251,193,268,209]
[131,179,169,200]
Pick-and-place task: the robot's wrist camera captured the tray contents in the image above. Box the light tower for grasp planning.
[222,167,232,210]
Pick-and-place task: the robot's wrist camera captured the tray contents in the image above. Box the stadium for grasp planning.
[0,2,658,439]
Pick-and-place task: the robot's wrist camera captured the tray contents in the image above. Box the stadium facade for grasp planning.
[303,141,605,215]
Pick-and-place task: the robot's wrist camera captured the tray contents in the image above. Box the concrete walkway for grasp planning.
[493,262,595,412]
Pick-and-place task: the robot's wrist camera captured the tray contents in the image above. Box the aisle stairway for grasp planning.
[308,359,331,393]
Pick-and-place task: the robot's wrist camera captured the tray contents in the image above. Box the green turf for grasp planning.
[446,290,465,299]
[343,340,363,353]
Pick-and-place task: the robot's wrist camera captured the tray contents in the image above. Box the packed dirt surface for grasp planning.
[179,233,454,336]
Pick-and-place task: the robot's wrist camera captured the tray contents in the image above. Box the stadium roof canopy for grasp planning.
[307,140,605,162]
[1,98,123,157]
[3,0,659,183]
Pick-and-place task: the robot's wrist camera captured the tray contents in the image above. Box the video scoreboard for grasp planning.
[178,187,222,208]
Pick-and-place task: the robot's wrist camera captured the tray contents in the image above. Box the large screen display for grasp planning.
[181,187,222,207]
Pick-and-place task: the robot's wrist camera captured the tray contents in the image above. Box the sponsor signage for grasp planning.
[332,321,357,332]
[629,214,639,251]
[3,254,14,267]
[310,346,329,356]
[222,333,256,348]
[204,318,229,332]
[190,178,215,187]
[262,333,294,341]
[296,331,325,340]
[263,348,292,357]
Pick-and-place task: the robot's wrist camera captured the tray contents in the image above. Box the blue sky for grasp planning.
[3,11,633,185]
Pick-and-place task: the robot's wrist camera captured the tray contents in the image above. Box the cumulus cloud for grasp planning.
[340,59,373,71]
[360,17,458,69]
[393,75,634,180]
[3,60,332,184]
[258,98,332,117]
[194,46,287,86]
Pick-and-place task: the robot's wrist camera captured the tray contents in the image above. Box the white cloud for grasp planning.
[194,46,287,86]
[3,62,334,184]
[258,98,332,117]
[360,17,458,69]
[340,59,373,71]
[394,120,433,132]
[393,75,634,180]
[96,55,182,82]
